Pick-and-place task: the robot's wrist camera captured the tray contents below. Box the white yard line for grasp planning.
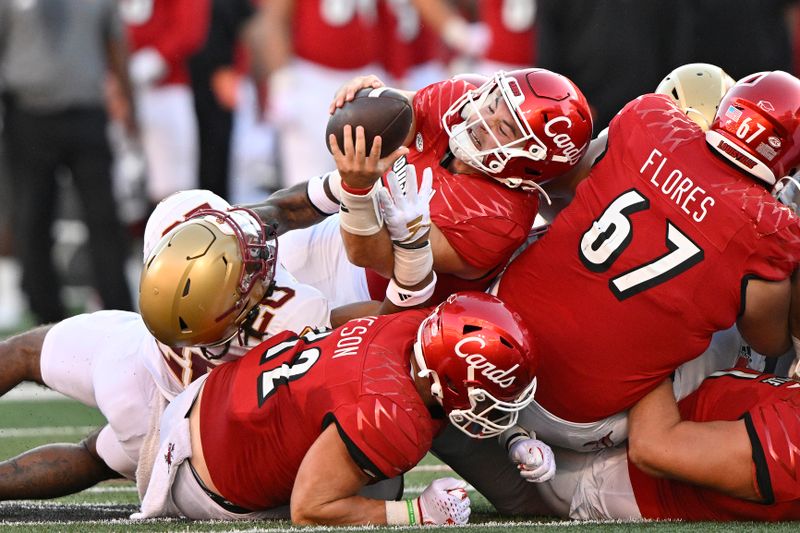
[0,383,69,401]
[85,486,138,494]
[0,425,98,438]
[408,464,453,472]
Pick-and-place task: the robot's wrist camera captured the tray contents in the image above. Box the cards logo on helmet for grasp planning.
[544,116,584,165]
[455,337,519,388]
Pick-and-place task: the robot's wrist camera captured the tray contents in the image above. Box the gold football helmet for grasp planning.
[139,207,276,348]
[656,63,736,131]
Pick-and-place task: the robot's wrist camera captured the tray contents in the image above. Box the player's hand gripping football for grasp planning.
[329,74,385,114]
[378,164,433,246]
[330,124,408,191]
[416,477,471,525]
[509,438,556,483]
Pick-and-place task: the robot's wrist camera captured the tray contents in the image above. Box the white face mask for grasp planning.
[442,72,548,185]
[774,174,800,214]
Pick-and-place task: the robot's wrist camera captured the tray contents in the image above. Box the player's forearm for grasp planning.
[630,419,759,501]
[628,381,759,501]
[341,228,394,278]
[291,495,388,525]
[0,430,119,500]
[259,0,293,73]
[330,301,382,327]
[244,182,327,236]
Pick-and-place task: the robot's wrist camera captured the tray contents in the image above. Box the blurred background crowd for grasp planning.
[0,0,797,331]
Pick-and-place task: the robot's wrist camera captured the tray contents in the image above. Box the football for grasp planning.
[326,87,413,158]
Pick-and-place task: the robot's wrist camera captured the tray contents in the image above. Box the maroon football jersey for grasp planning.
[199,310,441,511]
[630,370,800,520]
[367,79,539,304]
[499,94,800,422]
[291,0,379,69]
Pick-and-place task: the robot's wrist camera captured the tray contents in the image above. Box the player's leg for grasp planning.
[137,85,199,203]
[0,427,120,500]
[67,108,132,311]
[566,445,641,520]
[0,325,50,396]
[6,108,64,323]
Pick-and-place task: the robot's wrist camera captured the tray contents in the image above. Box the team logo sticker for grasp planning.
[415,132,424,152]
[757,100,775,112]
[757,143,778,161]
[164,442,175,472]
[768,136,782,149]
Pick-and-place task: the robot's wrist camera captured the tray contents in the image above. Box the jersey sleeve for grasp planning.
[431,178,538,270]
[265,267,332,334]
[744,395,800,504]
[743,218,800,282]
[437,215,531,270]
[413,79,473,128]
[327,394,434,480]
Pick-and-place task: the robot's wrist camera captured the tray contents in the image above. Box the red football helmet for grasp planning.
[442,69,593,191]
[413,292,538,439]
[706,70,800,185]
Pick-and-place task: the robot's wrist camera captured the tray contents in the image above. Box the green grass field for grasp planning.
[0,395,794,532]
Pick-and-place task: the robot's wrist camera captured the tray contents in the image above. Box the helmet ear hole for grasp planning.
[178,316,191,333]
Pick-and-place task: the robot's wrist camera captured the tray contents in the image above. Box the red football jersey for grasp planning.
[480,0,537,66]
[377,0,441,82]
[630,370,800,520]
[292,0,379,69]
[366,79,539,304]
[499,94,800,422]
[199,311,442,511]
[122,0,210,86]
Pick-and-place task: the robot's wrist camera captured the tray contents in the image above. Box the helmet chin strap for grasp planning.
[413,334,445,406]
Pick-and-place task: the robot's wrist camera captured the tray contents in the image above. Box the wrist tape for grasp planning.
[386,272,437,307]
[306,172,341,216]
[385,499,419,525]
[392,241,433,286]
[499,425,532,452]
[339,182,383,236]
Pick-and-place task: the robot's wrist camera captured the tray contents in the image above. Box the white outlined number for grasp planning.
[579,188,704,300]
[257,329,332,406]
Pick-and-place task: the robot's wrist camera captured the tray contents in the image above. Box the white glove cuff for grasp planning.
[339,184,383,236]
[386,272,437,308]
[307,172,340,216]
[385,499,418,525]
[499,425,532,453]
[393,242,433,286]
